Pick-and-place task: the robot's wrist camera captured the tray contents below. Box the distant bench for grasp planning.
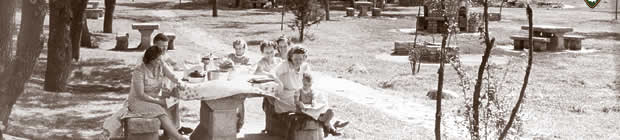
[510,35,550,51]
[564,35,585,50]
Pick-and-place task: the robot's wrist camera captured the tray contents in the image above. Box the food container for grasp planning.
[208,70,230,81]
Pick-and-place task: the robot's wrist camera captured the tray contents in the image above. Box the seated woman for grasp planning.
[275,35,291,59]
[127,46,187,140]
[294,73,349,137]
[255,40,284,134]
[271,46,311,114]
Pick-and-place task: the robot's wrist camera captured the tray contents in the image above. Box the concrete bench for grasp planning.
[163,32,176,50]
[88,1,101,9]
[290,114,324,140]
[564,35,585,50]
[85,9,104,19]
[510,35,550,51]
[393,41,424,55]
[372,8,382,17]
[121,117,161,140]
[131,23,160,50]
[115,32,129,50]
[346,7,355,17]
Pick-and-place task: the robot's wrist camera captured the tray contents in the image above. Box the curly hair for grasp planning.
[259,40,277,52]
[233,39,247,49]
[153,33,169,44]
[286,46,308,62]
[302,72,313,82]
[143,46,163,65]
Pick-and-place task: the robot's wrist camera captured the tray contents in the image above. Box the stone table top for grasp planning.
[520,25,573,33]
[132,23,160,30]
[354,1,373,6]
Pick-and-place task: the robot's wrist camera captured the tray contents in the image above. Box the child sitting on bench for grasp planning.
[294,73,349,137]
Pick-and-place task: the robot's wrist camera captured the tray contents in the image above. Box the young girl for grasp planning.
[294,73,349,137]
[227,39,250,65]
[255,40,282,76]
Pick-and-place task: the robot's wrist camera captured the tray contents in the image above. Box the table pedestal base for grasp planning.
[190,97,244,140]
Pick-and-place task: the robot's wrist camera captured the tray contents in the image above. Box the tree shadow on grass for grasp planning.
[573,31,620,41]
[30,58,133,95]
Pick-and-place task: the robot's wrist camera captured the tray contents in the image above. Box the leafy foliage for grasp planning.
[286,0,324,42]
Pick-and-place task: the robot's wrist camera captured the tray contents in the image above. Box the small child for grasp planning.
[255,40,282,76]
[227,39,250,65]
[294,73,349,137]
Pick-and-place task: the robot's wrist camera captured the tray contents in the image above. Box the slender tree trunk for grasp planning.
[0,0,17,85]
[45,0,74,92]
[81,17,92,48]
[435,0,450,139]
[103,0,115,33]
[213,0,218,17]
[281,0,287,31]
[71,0,89,62]
[471,0,495,139]
[0,0,47,136]
[498,4,533,140]
[499,0,504,16]
[411,5,422,75]
[322,0,330,20]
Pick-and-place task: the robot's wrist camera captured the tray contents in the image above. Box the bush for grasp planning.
[286,0,324,42]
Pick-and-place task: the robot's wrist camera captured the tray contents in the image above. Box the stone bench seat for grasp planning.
[85,9,104,19]
[510,34,550,51]
[564,35,585,50]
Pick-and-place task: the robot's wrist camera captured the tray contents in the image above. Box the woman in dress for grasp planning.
[127,46,187,140]
[270,46,311,113]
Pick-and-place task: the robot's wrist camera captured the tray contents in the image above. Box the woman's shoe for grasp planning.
[329,128,342,136]
[334,121,349,128]
[178,127,193,135]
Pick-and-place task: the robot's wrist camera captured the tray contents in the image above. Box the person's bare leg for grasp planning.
[159,115,186,140]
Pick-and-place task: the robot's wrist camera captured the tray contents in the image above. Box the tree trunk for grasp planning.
[0,0,16,86]
[103,0,115,33]
[411,5,422,75]
[81,17,92,48]
[213,0,218,17]
[45,0,74,92]
[498,4,533,140]
[322,0,330,20]
[435,1,449,139]
[0,0,47,136]
[71,0,89,62]
[499,0,504,17]
[471,0,495,139]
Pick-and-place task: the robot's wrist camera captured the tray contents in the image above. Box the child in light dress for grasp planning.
[255,40,282,76]
[227,39,250,65]
[294,73,349,137]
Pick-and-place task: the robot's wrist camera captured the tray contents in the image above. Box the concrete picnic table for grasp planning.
[170,67,279,140]
[354,1,373,17]
[132,23,160,50]
[521,25,573,51]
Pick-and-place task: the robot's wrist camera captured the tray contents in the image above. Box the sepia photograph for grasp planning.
[0,0,618,139]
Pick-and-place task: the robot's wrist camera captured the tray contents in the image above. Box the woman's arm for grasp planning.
[132,69,165,105]
[162,61,181,85]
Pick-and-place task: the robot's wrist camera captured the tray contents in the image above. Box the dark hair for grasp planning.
[143,46,163,65]
[302,72,312,82]
[153,33,169,44]
[259,40,277,52]
[287,46,307,62]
